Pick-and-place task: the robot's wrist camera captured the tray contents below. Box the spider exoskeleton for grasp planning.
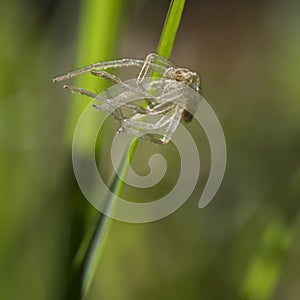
[53,53,201,144]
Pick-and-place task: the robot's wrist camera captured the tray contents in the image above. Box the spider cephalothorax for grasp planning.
[164,68,200,90]
[162,67,201,123]
[53,53,202,144]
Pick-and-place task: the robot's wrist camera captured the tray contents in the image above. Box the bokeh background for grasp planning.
[1,0,300,299]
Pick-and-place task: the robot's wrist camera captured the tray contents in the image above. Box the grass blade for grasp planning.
[157,0,185,58]
[70,0,186,298]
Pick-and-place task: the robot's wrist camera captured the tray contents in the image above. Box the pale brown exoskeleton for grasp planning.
[53,53,201,144]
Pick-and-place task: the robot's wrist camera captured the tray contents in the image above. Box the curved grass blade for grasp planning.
[71,0,186,298]
[157,0,186,58]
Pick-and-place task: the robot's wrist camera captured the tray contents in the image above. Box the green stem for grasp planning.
[70,0,186,298]
[69,142,135,299]
[157,0,186,57]
[117,0,186,192]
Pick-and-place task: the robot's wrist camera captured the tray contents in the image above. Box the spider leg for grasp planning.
[92,103,122,120]
[91,70,123,85]
[93,103,150,115]
[110,89,186,133]
[63,80,150,116]
[149,101,177,114]
[63,80,186,131]
[95,87,153,115]
[62,83,128,113]
[91,70,184,111]
[53,58,145,83]
[98,88,183,116]
[94,92,181,120]
[91,70,155,108]
[137,53,176,83]
[94,88,127,121]
[124,100,178,118]
[156,84,186,106]
[136,54,177,99]
[137,134,169,145]
[63,84,98,98]
[62,84,126,122]
[62,84,123,118]
[52,57,169,83]
[119,110,181,145]
[161,110,182,144]
[122,105,180,130]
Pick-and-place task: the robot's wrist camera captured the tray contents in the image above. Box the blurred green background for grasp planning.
[1,0,300,299]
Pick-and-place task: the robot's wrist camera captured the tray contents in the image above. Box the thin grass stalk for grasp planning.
[70,0,186,298]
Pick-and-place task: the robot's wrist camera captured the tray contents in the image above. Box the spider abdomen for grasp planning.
[182,110,194,122]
